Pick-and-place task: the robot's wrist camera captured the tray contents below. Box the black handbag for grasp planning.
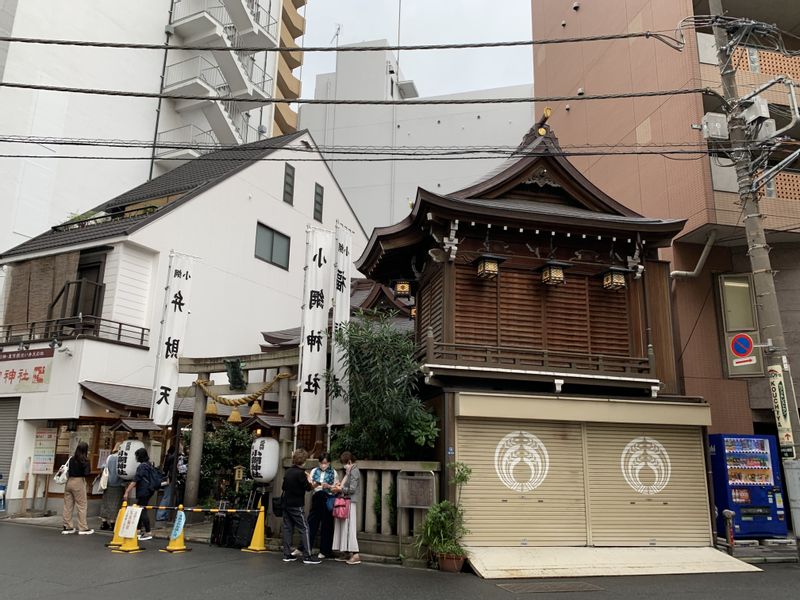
[271,494,284,518]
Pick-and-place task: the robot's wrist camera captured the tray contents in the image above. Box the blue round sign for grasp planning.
[731,333,754,358]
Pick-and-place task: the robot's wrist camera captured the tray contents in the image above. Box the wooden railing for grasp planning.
[0,315,150,348]
[418,336,654,378]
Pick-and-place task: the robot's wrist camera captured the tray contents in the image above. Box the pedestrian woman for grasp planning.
[62,441,93,535]
[332,451,361,565]
[307,453,338,559]
[99,442,124,530]
[123,447,154,541]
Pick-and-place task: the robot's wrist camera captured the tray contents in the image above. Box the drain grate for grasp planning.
[497,582,604,594]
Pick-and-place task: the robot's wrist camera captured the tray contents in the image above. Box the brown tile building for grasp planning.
[531,0,800,434]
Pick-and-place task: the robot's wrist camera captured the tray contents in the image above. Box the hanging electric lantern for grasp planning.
[473,254,505,279]
[393,279,412,298]
[603,267,628,290]
[539,261,572,286]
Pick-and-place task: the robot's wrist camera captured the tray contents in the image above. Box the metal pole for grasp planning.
[183,372,208,507]
[149,0,175,180]
[709,0,800,529]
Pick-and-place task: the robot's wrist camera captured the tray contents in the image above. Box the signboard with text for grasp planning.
[32,427,57,474]
[0,348,53,392]
[768,364,796,459]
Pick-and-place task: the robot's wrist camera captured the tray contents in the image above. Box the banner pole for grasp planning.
[294,226,312,451]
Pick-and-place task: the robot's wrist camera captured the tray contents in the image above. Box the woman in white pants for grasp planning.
[332,451,361,565]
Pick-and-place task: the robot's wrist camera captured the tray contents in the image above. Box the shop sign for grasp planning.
[32,427,58,474]
[0,348,53,392]
[768,364,796,459]
[620,436,672,495]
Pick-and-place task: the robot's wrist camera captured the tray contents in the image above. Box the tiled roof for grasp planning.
[0,131,307,260]
[98,130,306,211]
[80,380,228,416]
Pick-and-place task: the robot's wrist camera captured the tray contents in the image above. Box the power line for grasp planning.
[0,81,719,106]
[0,29,687,54]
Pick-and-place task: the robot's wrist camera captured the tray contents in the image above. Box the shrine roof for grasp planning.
[356,126,686,277]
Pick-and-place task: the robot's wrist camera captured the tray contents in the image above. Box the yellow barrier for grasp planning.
[160,505,191,553]
[241,504,267,554]
[112,504,144,554]
[105,501,127,548]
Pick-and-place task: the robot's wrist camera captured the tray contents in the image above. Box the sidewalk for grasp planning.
[4,512,797,566]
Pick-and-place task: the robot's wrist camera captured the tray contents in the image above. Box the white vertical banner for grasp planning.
[329,223,353,426]
[297,227,334,425]
[151,253,193,427]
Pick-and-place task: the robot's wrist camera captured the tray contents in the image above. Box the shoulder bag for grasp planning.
[332,497,351,520]
[53,457,71,485]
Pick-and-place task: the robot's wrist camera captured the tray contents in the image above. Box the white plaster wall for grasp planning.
[298,41,534,231]
[130,131,367,358]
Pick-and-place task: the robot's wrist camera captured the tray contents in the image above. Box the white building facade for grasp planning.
[0,131,365,514]
[298,39,535,232]
[0,0,307,296]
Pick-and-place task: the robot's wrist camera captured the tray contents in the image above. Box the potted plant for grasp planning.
[415,462,472,572]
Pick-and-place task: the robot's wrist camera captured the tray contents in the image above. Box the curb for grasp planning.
[739,555,799,564]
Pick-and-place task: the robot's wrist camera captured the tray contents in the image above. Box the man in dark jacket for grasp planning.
[282,449,320,564]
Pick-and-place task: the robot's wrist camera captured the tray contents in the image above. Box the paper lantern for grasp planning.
[250,437,280,483]
[116,439,145,481]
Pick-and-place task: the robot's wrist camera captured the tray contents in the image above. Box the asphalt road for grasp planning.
[1,521,797,600]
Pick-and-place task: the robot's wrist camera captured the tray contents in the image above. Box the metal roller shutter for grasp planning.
[0,398,20,483]
[457,418,587,547]
[585,423,711,546]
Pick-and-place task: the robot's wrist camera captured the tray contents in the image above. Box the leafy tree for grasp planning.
[330,309,438,460]
[184,424,253,504]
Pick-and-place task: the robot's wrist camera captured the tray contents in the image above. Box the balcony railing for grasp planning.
[156,124,218,156]
[0,316,150,348]
[245,0,278,39]
[164,55,227,91]
[418,339,654,378]
[172,0,230,27]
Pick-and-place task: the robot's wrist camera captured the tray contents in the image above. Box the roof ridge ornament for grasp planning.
[523,167,561,189]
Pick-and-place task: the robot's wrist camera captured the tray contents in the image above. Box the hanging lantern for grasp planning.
[473,254,505,280]
[249,400,263,416]
[539,261,571,286]
[393,279,412,298]
[205,398,218,415]
[116,439,146,481]
[250,437,280,483]
[227,406,243,424]
[603,267,628,290]
[410,306,417,319]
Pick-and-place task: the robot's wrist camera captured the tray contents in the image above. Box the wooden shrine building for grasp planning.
[355,126,715,551]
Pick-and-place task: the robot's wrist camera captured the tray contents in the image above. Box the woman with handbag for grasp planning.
[62,442,93,535]
[99,442,124,530]
[307,453,338,559]
[332,451,361,565]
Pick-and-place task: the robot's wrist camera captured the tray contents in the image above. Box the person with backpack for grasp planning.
[123,447,162,541]
[62,442,93,535]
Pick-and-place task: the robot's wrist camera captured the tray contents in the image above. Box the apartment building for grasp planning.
[298,40,535,232]
[531,0,800,436]
[0,0,305,262]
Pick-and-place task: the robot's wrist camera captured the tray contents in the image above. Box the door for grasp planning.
[585,423,712,546]
[457,418,588,546]
[0,398,20,485]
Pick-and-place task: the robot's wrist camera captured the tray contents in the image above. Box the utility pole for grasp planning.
[709,0,800,529]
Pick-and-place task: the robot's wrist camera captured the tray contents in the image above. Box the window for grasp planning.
[719,274,756,332]
[313,183,324,222]
[283,163,295,205]
[255,223,290,269]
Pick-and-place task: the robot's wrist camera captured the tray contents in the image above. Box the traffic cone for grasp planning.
[105,501,127,547]
[160,506,191,553]
[112,504,145,554]
[241,504,267,553]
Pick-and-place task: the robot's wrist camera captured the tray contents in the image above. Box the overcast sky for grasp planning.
[299,0,533,98]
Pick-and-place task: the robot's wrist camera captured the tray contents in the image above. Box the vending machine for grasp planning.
[709,434,787,539]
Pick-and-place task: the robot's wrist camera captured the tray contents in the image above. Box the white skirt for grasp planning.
[332,502,359,553]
